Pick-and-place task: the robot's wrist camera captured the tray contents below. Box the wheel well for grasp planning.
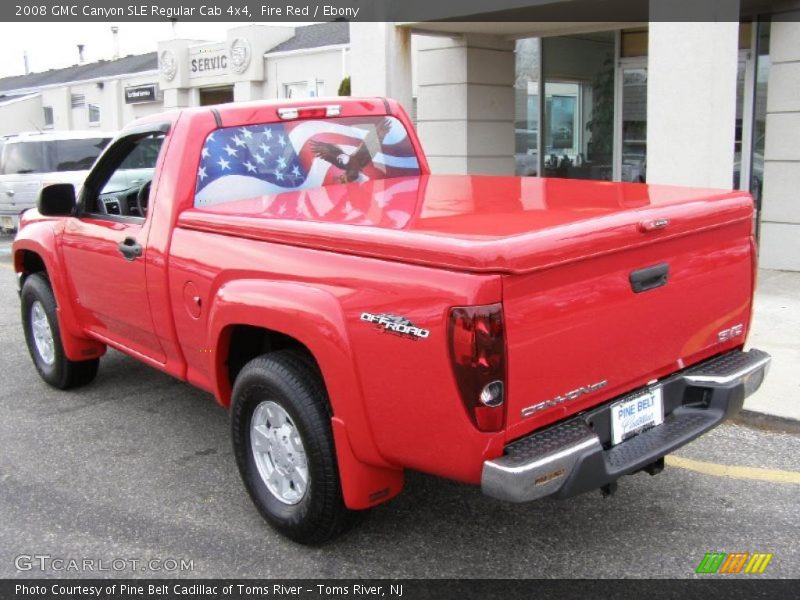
[225,325,321,392]
[18,250,46,278]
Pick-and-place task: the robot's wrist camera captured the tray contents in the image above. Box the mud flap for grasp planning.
[331,416,404,509]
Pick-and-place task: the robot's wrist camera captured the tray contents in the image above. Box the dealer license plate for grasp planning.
[610,387,664,446]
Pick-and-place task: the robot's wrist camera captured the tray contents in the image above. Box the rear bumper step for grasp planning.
[481,348,771,503]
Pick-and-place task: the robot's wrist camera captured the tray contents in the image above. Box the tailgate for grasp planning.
[502,211,755,442]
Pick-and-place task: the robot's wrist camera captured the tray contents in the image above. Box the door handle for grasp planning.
[5,189,14,196]
[638,218,669,232]
[630,263,669,293]
[118,237,143,261]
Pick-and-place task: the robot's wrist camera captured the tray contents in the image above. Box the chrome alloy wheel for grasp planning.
[250,400,309,505]
[30,300,55,366]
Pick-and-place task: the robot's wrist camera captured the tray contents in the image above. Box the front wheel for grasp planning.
[21,273,99,389]
[230,351,364,544]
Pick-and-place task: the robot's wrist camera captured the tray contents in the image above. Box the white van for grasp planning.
[0,130,114,231]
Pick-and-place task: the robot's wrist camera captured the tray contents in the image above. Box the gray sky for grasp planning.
[0,22,296,78]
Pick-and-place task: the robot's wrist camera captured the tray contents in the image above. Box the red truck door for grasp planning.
[60,131,167,363]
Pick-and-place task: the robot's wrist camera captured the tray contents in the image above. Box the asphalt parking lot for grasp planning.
[0,233,799,579]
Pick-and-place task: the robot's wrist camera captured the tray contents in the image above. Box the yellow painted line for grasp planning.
[666,455,800,484]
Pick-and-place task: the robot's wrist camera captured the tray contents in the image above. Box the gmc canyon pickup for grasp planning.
[13,98,771,544]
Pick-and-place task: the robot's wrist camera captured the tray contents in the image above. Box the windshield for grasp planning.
[0,138,110,174]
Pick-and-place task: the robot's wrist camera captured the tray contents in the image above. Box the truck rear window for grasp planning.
[194,116,420,207]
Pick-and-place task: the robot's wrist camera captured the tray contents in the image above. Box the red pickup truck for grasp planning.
[13,98,770,544]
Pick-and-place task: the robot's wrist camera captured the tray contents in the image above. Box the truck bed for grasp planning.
[177,174,753,274]
[178,172,756,442]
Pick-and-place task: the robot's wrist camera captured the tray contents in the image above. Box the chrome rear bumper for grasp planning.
[481,348,771,503]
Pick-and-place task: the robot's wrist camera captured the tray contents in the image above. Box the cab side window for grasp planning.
[117,137,162,170]
[82,132,166,220]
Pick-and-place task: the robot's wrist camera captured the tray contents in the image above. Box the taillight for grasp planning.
[448,303,506,432]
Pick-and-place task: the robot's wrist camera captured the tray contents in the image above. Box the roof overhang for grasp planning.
[400,21,630,38]
[394,0,779,34]
[264,43,349,59]
[0,92,40,105]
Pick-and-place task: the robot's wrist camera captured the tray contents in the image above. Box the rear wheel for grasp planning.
[21,273,99,389]
[230,351,363,544]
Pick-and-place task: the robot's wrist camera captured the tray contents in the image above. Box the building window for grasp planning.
[88,103,100,124]
[515,33,616,180]
[514,38,540,177]
[751,21,770,206]
[43,106,54,128]
[70,93,85,108]
[284,82,308,99]
[284,80,325,99]
[620,66,648,183]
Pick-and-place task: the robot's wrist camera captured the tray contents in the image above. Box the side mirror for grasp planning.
[37,184,76,216]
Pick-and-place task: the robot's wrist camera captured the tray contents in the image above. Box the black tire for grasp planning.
[231,350,363,544]
[20,273,99,390]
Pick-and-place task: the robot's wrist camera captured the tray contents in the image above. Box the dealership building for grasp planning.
[0,21,351,130]
[0,2,798,271]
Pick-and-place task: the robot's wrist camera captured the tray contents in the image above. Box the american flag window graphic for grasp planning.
[194,116,420,207]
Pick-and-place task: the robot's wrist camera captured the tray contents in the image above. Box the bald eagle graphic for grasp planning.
[310,118,393,183]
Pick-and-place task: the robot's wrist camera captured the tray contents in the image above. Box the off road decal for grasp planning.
[360,313,430,341]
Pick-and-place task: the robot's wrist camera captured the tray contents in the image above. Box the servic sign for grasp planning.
[189,43,228,79]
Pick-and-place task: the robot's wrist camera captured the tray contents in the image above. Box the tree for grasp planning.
[338,76,351,96]
[586,56,615,162]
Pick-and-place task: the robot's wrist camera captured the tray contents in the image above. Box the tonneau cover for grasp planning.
[177,174,753,274]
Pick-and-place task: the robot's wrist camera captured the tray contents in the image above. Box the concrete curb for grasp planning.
[732,409,800,435]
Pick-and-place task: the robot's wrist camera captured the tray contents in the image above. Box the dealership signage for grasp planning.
[124,84,158,104]
[189,43,228,78]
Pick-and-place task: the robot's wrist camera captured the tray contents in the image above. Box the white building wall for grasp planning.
[265,48,347,100]
[646,10,741,188]
[759,5,800,271]
[22,72,163,135]
[0,94,44,134]
[40,87,72,130]
[349,23,413,113]
[61,81,102,130]
[2,25,348,136]
[0,24,354,138]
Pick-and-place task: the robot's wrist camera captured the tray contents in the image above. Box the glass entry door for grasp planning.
[199,87,234,106]
[515,32,617,181]
[616,61,648,182]
[541,32,616,180]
